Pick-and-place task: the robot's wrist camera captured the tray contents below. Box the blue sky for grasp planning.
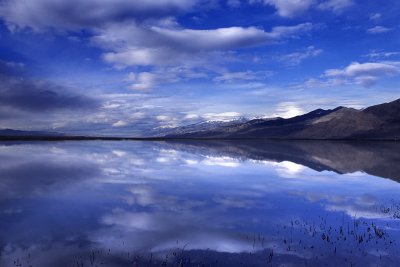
[0,0,399,136]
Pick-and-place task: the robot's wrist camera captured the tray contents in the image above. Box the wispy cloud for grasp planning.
[324,61,400,86]
[250,0,353,18]
[367,26,393,34]
[369,13,381,21]
[255,0,314,18]
[213,70,272,83]
[227,0,241,7]
[317,0,354,13]
[297,61,400,88]
[277,46,323,66]
[363,50,400,60]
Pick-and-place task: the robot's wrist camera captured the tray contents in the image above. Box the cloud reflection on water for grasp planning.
[0,141,400,266]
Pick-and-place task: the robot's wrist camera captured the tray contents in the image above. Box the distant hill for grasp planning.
[0,129,64,137]
[165,99,400,140]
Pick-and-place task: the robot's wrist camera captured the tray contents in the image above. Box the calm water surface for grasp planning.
[0,140,400,266]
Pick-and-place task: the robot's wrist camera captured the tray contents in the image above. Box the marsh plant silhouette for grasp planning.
[9,205,400,267]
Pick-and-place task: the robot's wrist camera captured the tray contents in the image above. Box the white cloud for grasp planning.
[299,61,400,88]
[129,112,146,120]
[369,13,381,21]
[203,156,241,167]
[253,0,314,18]
[77,93,203,136]
[184,113,200,119]
[213,70,272,83]
[268,23,313,39]
[97,22,312,89]
[124,72,157,90]
[112,150,127,157]
[112,120,128,127]
[277,46,322,66]
[98,22,313,69]
[363,50,400,60]
[275,161,306,178]
[297,77,345,88]
[202,112,242,122]
[250,0,353,18]
[366,26,393,34]
[151,26,271,51]
[156,115,171,121]
[124,67,207,90]
[227,0,241,7]
[155,114,180,128]
[103,48,163,67]
[324,62,399,78]
[317,0,354,13]
[273,102,304,118]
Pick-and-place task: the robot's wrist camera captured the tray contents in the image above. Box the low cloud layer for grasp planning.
[0,61,99,130]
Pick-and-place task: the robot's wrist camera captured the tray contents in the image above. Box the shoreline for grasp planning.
[0,136,398,142]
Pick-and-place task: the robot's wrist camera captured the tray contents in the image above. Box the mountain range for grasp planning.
[164,98,400,140]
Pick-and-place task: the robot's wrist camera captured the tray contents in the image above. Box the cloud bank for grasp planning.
[0,75,98,112]
[0,0,314,91]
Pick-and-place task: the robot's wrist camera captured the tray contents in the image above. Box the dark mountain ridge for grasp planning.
[165,99,400,140]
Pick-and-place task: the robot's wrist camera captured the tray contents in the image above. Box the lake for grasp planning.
[0,140,400,266]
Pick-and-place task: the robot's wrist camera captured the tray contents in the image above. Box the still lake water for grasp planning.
[0,140,400,266]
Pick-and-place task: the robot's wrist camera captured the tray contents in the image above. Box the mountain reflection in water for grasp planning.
[0,140,399,267]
